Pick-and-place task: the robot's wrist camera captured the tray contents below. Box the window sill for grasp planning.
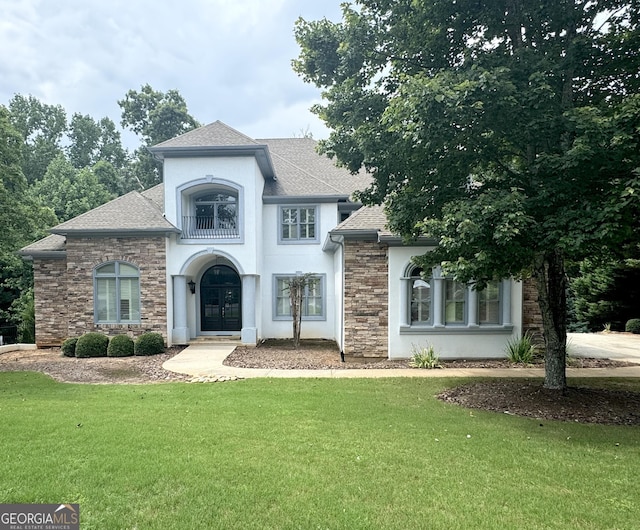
[400,324,514,335]
[273,316,327,322]
[278,239,320,245]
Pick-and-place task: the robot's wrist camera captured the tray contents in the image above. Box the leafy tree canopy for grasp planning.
[8,94,67,184]
[295,0,640,389]
[29,154,113,223]
[119,84,200,146]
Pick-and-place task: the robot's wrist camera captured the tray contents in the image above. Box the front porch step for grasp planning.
[189,336,242,344]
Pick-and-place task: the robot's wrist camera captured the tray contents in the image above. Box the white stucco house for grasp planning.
[21,121,540,360]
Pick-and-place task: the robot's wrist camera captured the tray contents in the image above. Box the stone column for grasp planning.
[241,274,258,345]
[172,275,190,345]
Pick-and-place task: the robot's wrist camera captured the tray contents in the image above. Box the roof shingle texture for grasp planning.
[50,189,176,233]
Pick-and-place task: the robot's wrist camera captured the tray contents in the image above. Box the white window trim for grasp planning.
[277,205,320,244]
[272,274,326,321]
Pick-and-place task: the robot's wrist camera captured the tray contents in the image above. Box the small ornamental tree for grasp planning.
[286,273,315,349]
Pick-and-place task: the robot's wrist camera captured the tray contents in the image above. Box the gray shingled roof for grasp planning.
[260,138,371,198]
[332,205,388,234]
[152,120,258,148]
[150,121,372,199]
[50,190,178,235]
[141,183,164,209]
[20,234,67,256]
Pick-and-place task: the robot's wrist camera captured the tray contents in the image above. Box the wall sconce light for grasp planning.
[188,280,196,294]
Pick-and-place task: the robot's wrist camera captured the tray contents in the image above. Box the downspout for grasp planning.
[329,233,346,362]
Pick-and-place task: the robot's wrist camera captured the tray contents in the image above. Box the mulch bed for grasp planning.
[438,380,640,426]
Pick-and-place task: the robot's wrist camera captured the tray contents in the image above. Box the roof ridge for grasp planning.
[213,120,261,145]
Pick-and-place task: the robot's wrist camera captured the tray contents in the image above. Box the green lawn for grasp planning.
[1,373,638,529]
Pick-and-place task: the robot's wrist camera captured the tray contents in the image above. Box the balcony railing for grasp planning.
[181,216,239,239]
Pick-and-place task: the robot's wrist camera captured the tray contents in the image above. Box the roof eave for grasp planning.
[19,250,67,260]
[262,194,352,204]
[50,228,180,237]
[378,234,439,246]
[148,145,276,180]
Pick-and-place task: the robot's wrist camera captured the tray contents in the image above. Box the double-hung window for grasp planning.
[274,275,325,319]
[279,206,317,242]
[444,279,467,325]
[478,281,501,324]
[94,262,140,323]
[410,267,431,324]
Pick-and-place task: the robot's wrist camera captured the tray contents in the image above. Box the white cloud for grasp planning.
[0,0,343,145]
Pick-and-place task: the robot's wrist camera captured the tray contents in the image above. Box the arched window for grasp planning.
[410,267,431,324]
[94,262,140,323]
[195,192,237,231]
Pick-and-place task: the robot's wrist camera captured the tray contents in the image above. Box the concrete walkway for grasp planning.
[163,334,640,380]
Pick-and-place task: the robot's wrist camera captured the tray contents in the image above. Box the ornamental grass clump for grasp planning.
[134,332,165,356]
[61,337,78,357]
[505,331,538,364]
[409,344,441,369]
[75,332,109,358]
[107,335,135,357]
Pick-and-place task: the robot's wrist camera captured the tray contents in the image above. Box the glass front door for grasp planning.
[200,265,241,332]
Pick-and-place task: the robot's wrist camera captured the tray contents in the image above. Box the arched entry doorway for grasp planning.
[200,265,241,332]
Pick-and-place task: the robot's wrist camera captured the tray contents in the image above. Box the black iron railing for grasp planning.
[181,216,239,239]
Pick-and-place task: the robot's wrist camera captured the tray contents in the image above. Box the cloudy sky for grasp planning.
[0,0,344,146]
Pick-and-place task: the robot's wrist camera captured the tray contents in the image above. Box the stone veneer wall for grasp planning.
[522,277,544,344]
[34,258,69,347]
[343,240,388,360]
[62,236,168,343]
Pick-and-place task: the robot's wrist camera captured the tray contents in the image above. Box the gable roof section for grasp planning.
[148,121,275,180]
[49,190,178,236]
[149,120,371,200]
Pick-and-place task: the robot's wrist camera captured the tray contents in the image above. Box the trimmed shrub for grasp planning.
[61,337,78,357]
[107,335,135,357]
[75,332,109,358]
[134,332,165,356]
[626,319,640,334]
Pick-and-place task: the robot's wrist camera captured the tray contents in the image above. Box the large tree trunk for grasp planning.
[532,250,568,391]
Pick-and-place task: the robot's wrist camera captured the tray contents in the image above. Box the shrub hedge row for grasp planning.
[62,332,166,358]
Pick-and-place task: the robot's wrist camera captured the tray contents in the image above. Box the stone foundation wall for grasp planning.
[343,240,388,360]
[33,258,68,347]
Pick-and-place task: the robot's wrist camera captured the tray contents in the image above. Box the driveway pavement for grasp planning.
[568,332,640,363]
